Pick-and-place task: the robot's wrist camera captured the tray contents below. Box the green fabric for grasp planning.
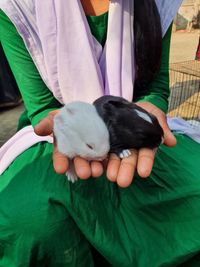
[86,12,108,46]
[1,135,200,266]
[1,9,200,267]
[0,143,95,267]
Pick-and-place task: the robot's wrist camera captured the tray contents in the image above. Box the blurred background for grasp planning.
[168,0,200,126]
[1,0,200,147]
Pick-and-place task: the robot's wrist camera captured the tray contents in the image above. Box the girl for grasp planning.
[1,1,200,266]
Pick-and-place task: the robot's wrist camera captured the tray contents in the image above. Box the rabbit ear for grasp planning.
[134,109,153,124]
[65,106,75,115]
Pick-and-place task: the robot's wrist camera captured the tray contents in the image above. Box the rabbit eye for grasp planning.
[86,144,94,150]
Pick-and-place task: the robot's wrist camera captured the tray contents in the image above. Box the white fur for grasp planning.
[135,109,153,124]
[54,102,110,182]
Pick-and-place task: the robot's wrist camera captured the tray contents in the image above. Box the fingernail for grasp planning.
[138,166,151,178]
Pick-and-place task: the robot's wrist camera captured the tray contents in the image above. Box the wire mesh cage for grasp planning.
[168,60,200,126]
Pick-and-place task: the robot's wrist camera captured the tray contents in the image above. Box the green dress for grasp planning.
[1,10,200,267]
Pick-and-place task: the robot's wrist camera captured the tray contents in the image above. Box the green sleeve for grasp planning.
[0,10,62,127]
[133,24,172,113]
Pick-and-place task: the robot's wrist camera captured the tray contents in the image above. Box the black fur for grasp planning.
[93,95,163,155]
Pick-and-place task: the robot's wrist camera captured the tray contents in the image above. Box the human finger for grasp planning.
[34,110,59,136]
[137,148,156,178]
[53,142,69,174]
[106,153,121,182]
[74,157,92,179]
[116,149,138,188]
[157,114,177,147]
[90,161,104,177]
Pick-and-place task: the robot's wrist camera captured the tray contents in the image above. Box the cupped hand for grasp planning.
[34,110,104,179]
[106,102,177,188]
[34,103,176,188]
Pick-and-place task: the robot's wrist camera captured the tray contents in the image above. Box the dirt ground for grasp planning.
[0,29,200,147]
[170,29,199,63]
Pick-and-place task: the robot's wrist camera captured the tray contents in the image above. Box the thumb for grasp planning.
[34,110,59,136]
[159,117,177,147]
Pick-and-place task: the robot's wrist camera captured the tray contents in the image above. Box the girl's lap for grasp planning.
[0,134,200,266]
[0,142,94,266]
[62,134,200,266]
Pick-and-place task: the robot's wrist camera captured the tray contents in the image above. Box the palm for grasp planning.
[34,102,176,188]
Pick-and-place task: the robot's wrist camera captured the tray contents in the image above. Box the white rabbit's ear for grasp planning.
[65,106,75,116]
